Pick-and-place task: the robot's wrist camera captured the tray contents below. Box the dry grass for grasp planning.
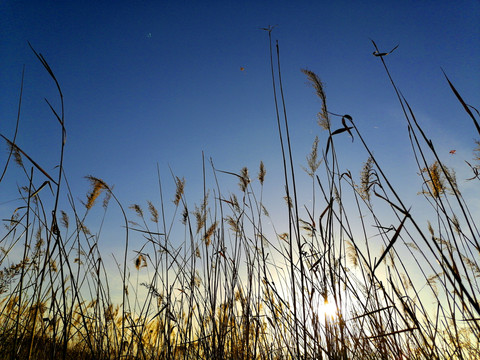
[0,39,479,359]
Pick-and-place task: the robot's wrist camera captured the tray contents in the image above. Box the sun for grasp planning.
[319,300,338,319]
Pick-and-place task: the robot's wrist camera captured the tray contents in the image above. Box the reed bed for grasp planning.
[0,35,478,359]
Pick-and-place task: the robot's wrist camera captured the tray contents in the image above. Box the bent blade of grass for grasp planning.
[442,69,480,136]
[0,134,58,185]
[372,210,409,275]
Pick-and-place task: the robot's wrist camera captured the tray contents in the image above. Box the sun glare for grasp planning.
[320,301,338,319]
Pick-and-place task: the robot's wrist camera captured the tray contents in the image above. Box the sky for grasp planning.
[1,1,479,281]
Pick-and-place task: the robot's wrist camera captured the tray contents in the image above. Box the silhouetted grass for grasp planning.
[0,36,479,359]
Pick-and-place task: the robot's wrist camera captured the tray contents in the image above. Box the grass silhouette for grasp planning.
[0,36,479,359]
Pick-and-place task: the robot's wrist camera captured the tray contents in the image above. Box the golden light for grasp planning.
[319,300,338,319]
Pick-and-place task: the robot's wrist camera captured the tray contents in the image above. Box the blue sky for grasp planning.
[1,1,479,260]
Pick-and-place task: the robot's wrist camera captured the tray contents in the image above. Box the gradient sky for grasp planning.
[1,1,479,262]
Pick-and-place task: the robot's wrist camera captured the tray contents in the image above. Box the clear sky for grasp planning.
[1,1,479,262]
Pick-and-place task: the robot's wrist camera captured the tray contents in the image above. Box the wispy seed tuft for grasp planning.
[239,167,250,192]
[130,204,144,219]
[203,221,218,246]
[301,69,330,130]
[135,254,147,270]
[258,161,266,185]
[85,176,109,210]
[148,201,159,223]
[173,177,185,206]
[60,210,69,229]
[359,157,375,201]
[304,136,322,176]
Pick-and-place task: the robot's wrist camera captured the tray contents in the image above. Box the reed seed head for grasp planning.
[148,201,159,223]
[85,176,109,209]
[258,161,266,185]
[301,68,330,130]
[239,167,250,192]
[174,176,185,206]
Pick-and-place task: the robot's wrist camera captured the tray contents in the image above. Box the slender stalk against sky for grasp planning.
[1,1,479,359]
[1,2,478,215]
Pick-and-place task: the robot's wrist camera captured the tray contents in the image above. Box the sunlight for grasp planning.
[319,300,338,320]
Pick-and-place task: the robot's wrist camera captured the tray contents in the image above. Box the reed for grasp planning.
[0,36,478,359]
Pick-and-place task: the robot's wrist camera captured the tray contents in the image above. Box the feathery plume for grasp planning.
[173,176,185,206]
[301,69,330,130]
[359,157,375,201]
[258,161,266,185]
[421,161,445,198]
[60,210,69,229]
[130,204,144,218]
[85,176,109,210]
[239,167,250,192]
[148,201,159,223]
[135,254,147,270]
[203,221,218,246]
[304,136,322,176]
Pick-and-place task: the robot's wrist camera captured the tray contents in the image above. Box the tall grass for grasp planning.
[0,36,479,359]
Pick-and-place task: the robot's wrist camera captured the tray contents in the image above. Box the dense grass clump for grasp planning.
[0,37,479,359]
